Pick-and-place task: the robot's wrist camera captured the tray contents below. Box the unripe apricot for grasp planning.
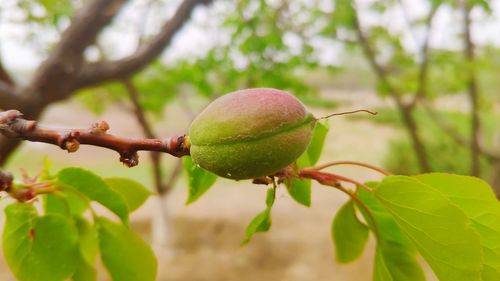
[189,88,316,180]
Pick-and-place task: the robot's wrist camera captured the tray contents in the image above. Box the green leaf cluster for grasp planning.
[331,173,500,281]
[286,120,329,207]
[3,167,156,281]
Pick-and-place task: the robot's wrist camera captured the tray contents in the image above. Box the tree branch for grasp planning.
[0,110,190,167]
[75,0,212,89]
[463,2,482,176]
[422,101,499,163]
[351,1,431,172]
[25,0,127,103]
[409,3,439,108]
[123,78,170,195]
[352,9,399,103]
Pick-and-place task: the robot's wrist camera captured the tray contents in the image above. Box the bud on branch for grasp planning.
[0,170,13,192]
[0,110,190,167]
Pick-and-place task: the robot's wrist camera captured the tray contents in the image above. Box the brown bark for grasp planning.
[463,3,482,176]
[409,4,439,108]
[0,110,190,167]
[75,0,213,89]
[123,79,167,195]
[123,79,183,194]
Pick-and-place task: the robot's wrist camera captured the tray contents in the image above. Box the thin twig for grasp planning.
[317,109,377,120]
[409,3,440,108]
[123,78,164,193]
[299,169,374,192]
[122,78,184,195]
[310,161,390,176]
[421,101,500,163]
[351,0,431,172]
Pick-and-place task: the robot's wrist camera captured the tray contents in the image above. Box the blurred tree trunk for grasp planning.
[463,2,482,177]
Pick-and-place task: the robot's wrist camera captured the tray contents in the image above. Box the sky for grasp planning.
[1,0,499,73]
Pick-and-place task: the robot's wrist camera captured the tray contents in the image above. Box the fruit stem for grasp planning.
[299,169,374,192]
[297,169,380,239]
[317,109,377,120]
[309,161,390,176]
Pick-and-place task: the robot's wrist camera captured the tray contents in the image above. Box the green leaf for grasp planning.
[183,156,218,204]
[288,152,312,207]
[375,176,483,281]
[105,178,152,212]
[97,217,157,281]
[289,120,329,209]
[332,200,369,263]
[307,120,329,165]
[242,187,275,245]
[58,168,129,224]
[287,178,311,207]
[373,246,393,281]
[265,187,276,208]
[72,259,96,281]
[242,208,271,245]
[73,217,98,281]
[414,173,500,280]
[44,192,89,217]
[374,242,425,281]
[3,204,79,281]
[358,186,425,281]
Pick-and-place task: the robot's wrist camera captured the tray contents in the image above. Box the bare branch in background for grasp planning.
[76,0,213,88]
[25,0,127,103]
[122,79,182,195]
[351,0,431,172]
[409,3,440,108]
[422,101,499,163]
[0,0,211,165]
[0,110,190,167]
[0,0,128,165]
[463,2,482,177]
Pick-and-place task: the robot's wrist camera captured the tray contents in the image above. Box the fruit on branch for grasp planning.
[189,88,316,180]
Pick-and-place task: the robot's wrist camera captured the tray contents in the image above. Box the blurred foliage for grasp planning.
[17,0,73,26]
[76,0,339,117]
[5,0,500,181]
[352,107,498,178]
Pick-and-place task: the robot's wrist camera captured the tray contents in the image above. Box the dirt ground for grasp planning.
[0,90,438,280]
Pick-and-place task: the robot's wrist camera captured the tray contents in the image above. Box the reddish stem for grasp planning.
[310,161,390,176]
[299,169,374,192]
[296,168,380,238]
